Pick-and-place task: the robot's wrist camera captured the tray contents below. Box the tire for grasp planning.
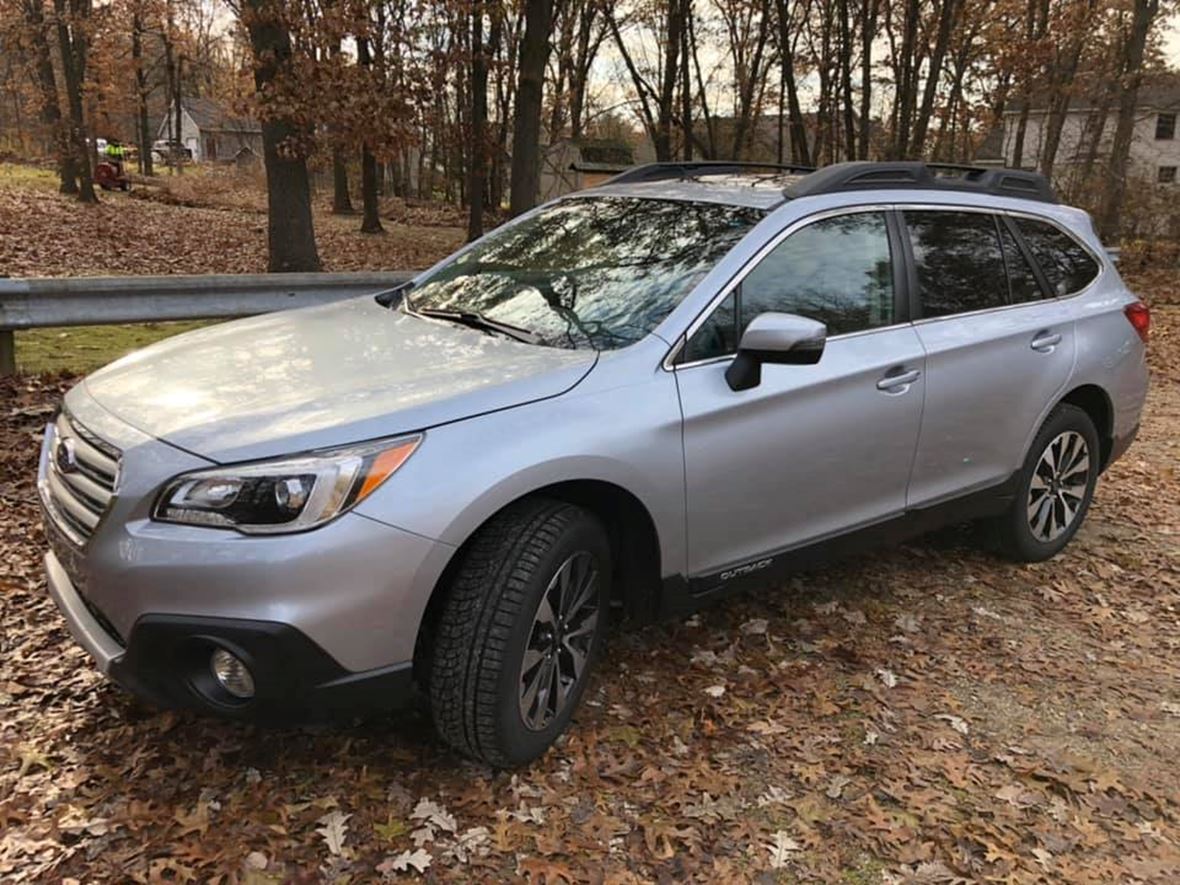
[425,498,611,767]
[993,404,1100,562]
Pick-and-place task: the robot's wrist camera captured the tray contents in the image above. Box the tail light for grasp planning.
[1124,302,1150,343]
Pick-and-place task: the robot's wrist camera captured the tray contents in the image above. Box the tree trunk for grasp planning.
[173,53,183,173]
[241,0,321,271]
[22,0,76,192]
[356,35,384,233]
[332,148,354,213]
[774,0,810,166]
[468,0,488,241]
[1039,0,1096,181]
[54,0,96,203]
[892,0,921,158]
[838,0,856,160]
[1097,0,1160,241]
[509,0,552,216]
[681,0,692,160]
[857,0,876,159]
[132,8,153,176]
[911,0,961,156]
[360,146,383,233]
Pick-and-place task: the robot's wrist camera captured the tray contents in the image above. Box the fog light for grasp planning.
[210,648,255,699]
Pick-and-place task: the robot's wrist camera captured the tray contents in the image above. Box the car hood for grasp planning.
[79,296,598,462]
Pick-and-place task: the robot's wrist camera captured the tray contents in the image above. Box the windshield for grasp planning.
[405,196,765,350]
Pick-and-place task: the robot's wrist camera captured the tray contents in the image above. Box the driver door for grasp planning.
[674,209,926,588]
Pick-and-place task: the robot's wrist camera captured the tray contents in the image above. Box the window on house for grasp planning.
[1156,113,1177,140]
[1160,166,1178,184]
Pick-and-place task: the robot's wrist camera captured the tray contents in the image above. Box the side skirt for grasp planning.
[659,472,1019,617]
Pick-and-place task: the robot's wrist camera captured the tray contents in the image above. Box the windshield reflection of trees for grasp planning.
[409,197,765,350]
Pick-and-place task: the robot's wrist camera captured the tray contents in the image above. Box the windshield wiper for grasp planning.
[376,280,414,308]
[412,307,541,345]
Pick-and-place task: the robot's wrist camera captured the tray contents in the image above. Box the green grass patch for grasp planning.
[16,321,214,375]
[0,162,60,191]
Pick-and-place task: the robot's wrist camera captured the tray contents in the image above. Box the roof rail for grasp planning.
[784,161,1058,204]
[607,161,816,185]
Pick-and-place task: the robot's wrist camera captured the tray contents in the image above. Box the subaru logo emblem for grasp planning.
[55,438,78,474]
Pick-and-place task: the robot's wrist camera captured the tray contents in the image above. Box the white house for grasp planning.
[976,72,1180,186]
[156,97,263,164]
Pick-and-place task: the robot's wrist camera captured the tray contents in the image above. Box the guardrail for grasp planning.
[0,271,414,375]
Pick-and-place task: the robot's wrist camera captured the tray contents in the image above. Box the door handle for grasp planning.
[876,369,921,391]
[1031,332,1062,352]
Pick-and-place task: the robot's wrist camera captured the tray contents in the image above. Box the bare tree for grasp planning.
[237,0,321,271]
[509,0,553,215]
[468,0,489,240]
[1097,0,1161,240]
[20,0,77,191]
[53,0,97,202]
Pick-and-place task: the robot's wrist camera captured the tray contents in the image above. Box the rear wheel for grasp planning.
[993,404,1099,562]
[425,498,610,767]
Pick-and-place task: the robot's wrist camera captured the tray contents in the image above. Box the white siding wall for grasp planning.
[1000,107,1180,181]
[156,108,203,161]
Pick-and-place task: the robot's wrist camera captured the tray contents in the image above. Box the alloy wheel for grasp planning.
[518,551,600,731]
[1027,430,1090,542]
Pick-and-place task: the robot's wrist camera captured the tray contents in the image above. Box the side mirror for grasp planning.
[725,312,826,391]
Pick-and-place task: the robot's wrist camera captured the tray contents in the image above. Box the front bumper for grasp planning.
[46,550,416,718]
[38,387,459,717]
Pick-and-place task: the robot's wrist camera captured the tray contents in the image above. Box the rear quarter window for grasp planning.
[905,210,1008,318]
[1013,217,1100,296]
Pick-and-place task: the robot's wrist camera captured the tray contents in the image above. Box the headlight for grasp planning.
[153,435,421,534]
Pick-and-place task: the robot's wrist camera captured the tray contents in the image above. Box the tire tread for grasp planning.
[427,498,586,766]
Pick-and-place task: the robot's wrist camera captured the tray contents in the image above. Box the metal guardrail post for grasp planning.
[0,330,13,376]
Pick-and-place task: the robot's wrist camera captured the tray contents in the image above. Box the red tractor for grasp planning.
[95,159,131,191]
[95,142,131,191]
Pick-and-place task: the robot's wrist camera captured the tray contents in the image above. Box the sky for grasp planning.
[1165,13,1180,67]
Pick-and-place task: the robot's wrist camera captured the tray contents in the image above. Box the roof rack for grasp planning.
[784,161,1058,204]
[606,161,816,185]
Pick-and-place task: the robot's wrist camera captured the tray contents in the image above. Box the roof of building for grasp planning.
[179,97,261,133]
[1007,70,1180,114]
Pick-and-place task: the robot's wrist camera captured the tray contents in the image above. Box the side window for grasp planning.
[906,210,1007,318]
[684,292,737,362]
[998,220,1044,304]
[1013,217,1100,296]
[739,212,894,336]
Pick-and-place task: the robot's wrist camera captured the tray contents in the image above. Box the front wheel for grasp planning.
[425,499,610,767]
[992,404,1099,562]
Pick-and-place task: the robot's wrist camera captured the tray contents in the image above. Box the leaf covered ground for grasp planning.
[1,179,1179,881]
[0,163,464,278]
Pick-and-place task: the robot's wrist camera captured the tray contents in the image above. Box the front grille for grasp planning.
[42,412,122,547]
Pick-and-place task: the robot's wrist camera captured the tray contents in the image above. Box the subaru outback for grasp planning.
[38,161,1149,766]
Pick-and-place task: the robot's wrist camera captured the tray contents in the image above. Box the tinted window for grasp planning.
[740,212,894,336]
[999,221,1044,303]
[409,197,763,350]
[684,292,737,362]
[1013,217,1100,296]
[906,211,1007,318]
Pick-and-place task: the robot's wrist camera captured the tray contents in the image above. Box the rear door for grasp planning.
[675,209,926,585]
[903,207,1079,506]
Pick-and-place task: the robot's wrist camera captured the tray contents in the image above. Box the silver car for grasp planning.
[39,161,1150,766]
